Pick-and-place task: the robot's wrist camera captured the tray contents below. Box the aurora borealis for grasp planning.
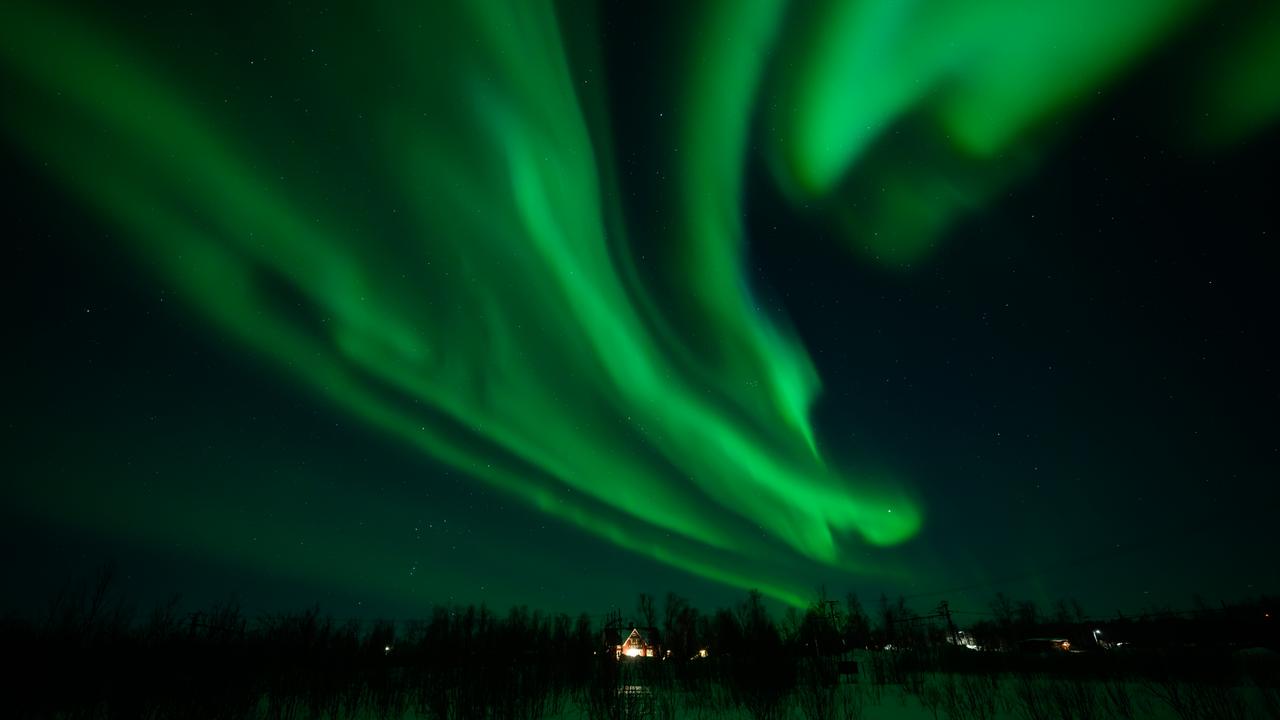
[3,1,1278,616]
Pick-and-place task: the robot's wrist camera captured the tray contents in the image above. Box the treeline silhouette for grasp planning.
[3,565,1278,719]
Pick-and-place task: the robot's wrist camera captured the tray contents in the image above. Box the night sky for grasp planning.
[3,1,1278,622]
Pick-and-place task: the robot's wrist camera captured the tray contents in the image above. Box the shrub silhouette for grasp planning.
[5,569,1279,718]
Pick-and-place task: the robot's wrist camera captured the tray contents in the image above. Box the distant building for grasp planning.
[1017,637,1071,653]
[947,630,981,651]
[601,610,662,660]
[617,627,659,659]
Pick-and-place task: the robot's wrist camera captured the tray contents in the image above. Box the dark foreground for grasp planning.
[5,577,1277,719]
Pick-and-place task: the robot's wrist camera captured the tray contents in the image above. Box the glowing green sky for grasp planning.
[2,0,1278,612]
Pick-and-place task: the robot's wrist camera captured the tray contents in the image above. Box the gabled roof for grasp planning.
[604,622,660,645]
[623,627,657,646]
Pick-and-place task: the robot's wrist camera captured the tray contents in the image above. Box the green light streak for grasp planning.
[2,0,1275,605]
[0,0,914,605]
[767,0,1210,263]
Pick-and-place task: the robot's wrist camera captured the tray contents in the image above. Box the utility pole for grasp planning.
[816,598,840,658]
[938,601,958,645]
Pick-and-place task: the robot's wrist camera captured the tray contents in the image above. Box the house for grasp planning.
[614,627,660,659]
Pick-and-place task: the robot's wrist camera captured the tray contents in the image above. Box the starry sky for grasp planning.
[2,0,1278,620]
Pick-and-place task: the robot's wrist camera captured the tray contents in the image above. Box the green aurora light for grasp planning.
[2,0,1276,606]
